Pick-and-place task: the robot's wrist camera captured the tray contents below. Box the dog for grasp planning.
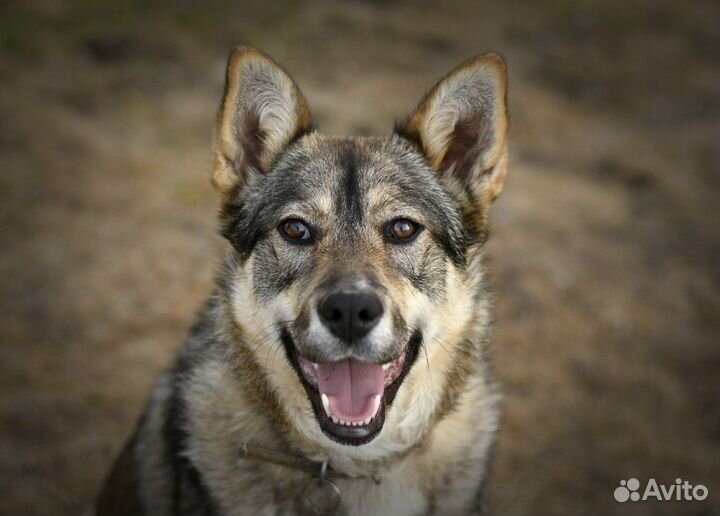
[96,46,509,516]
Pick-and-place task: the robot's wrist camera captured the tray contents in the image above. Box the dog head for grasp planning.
[212,47,507,448]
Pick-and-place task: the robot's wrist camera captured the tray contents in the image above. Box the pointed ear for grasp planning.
[211,47,312,199]
[397,54,508,202]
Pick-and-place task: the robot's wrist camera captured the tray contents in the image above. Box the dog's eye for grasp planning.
[279,219,313,243]
[386,219,421,242]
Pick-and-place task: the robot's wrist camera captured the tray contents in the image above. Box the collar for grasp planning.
[239,443,382,514]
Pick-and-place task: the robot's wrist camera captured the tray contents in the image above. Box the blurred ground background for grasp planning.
[1,1,719,515]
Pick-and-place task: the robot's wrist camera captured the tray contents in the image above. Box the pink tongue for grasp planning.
[316,358,384,422]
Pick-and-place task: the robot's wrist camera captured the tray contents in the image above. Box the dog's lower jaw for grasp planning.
[281,328,423,446]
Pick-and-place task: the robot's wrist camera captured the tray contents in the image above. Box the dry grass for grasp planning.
[1,0,718,514]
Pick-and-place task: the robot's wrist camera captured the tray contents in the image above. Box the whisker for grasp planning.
[431,335,451,355]
[242,319,295,355]
[421,341,434,391]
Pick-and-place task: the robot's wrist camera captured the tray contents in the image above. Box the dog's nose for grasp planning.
[318,292,384,343]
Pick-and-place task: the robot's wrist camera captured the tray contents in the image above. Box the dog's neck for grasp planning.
[238,442,382,484]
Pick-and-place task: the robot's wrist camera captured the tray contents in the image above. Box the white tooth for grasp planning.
[321,394,331,417]
[382,363,391,371]
[312,363,319,370]
[331,415,339,424]
[363,416,372,425]
[372,394,382,418]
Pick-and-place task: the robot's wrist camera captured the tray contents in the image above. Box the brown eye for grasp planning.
[387,219,421,242]
[279,219,312,243]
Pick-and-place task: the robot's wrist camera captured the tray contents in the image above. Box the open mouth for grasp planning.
[281,330,422,446]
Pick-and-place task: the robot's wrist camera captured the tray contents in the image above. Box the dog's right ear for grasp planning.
[211,47,312,200]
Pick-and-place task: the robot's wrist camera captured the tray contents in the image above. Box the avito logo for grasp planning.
[614,478,708,503]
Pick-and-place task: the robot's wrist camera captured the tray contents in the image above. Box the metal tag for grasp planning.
[302,477,341,515]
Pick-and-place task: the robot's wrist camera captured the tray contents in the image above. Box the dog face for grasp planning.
[212,48,508,447]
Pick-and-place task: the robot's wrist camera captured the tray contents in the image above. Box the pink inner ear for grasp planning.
[235,111,266,173]
[438,117,484,182]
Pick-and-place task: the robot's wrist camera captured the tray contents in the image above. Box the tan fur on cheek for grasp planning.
[381,263,478,435]
[228,262,324,439]
[230,256,295,336]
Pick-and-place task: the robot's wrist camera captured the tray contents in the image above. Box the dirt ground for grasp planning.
[1,1,719,515]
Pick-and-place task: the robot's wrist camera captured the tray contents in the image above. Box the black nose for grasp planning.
[318,292,384,343]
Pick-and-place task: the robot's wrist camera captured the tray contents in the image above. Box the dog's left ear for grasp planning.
[212,47,313,200]
[397,54,508,203]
